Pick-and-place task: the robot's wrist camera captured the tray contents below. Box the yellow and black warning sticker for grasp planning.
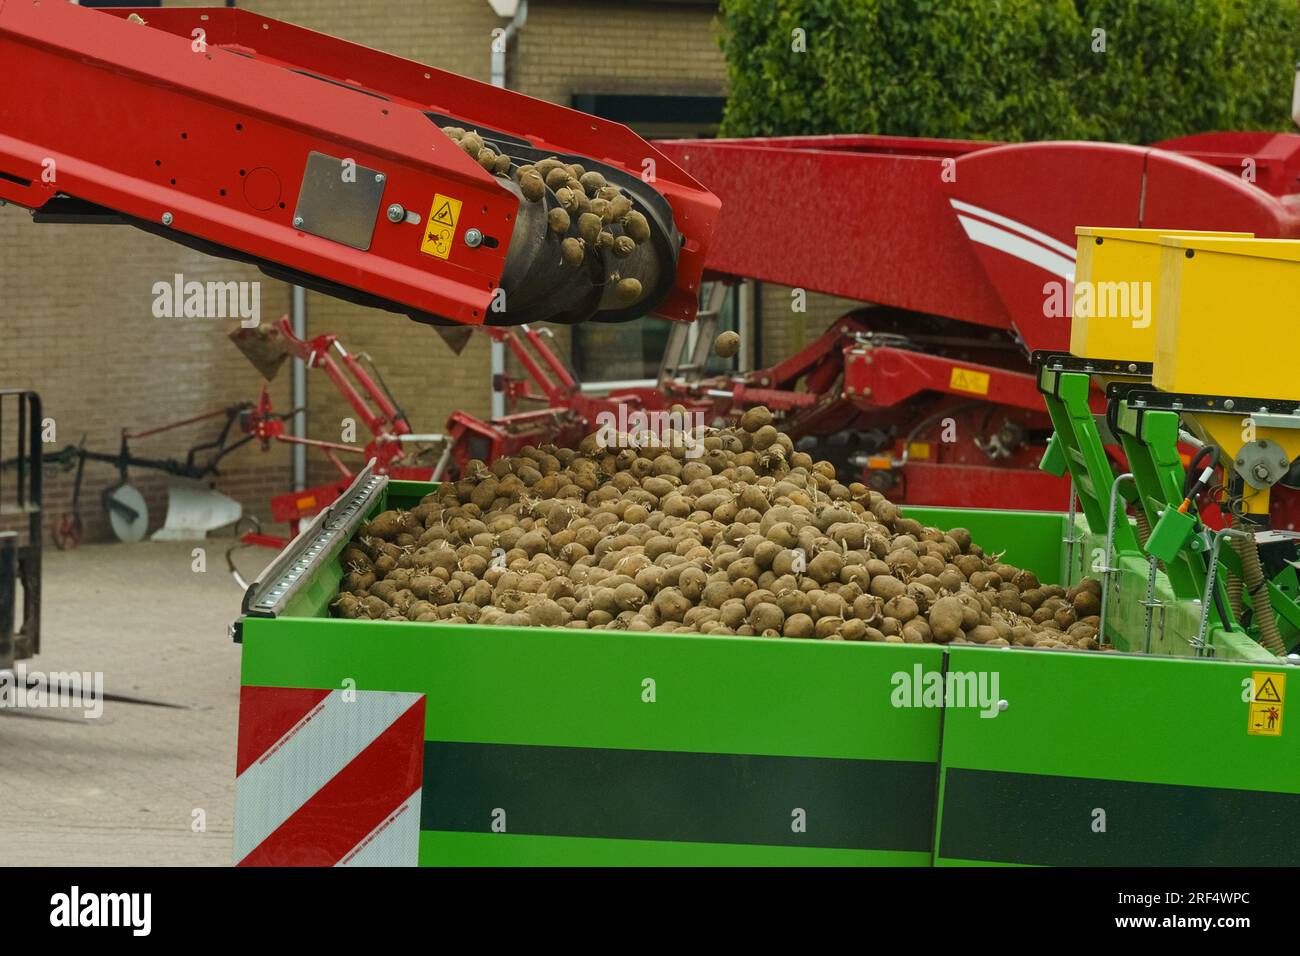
[1247,671,1285,737]
[950,366,990,396]
[420,193,462,260]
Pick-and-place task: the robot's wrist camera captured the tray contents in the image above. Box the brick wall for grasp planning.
[759,286,868,366]
[0,0,725,543]
[0,209,293,545]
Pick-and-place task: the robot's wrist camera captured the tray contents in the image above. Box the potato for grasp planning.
[547,206,571,235]
[714,331,741,359]
[782,612,815,639]
[927,596,965,643]
[623,210,650,244]
[519,170,546,202]
[612,277,642,306]
[748,602,784,632]
[560,236,585,268]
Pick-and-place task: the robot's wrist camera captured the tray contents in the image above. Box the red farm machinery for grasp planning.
[447,132,1300,512]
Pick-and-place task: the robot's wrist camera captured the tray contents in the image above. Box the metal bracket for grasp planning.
[1234,438,1291,490]
[1063,477,1080,584]
[1252,412,1300,430]
[1096,472,1136,647]
[1031,349,1152,379]
[233,462,386,632]
[1195,527,1252,657]
[1138,517,1165,655]
[1127,388,1300,419]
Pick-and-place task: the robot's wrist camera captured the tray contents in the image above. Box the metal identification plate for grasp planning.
[293,151,387,251]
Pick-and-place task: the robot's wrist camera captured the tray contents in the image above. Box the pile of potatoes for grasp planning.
[439,124,648,306]
[330,407,1106,650]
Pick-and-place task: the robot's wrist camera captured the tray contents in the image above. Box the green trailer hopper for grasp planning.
[230,465,1299,866]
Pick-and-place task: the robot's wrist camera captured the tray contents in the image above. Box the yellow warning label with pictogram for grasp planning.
[1247,671,1285,737]
[950,367,990,396]
[420,193,462,260]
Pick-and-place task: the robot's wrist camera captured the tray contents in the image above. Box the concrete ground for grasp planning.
[0,539,249,866]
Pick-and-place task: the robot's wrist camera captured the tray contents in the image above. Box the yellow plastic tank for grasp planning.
[1070,227,1252,364]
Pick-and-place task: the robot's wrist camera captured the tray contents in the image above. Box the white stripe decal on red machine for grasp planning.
[233,689,423,863]
[954,214,1077,282]
[948,198,1078,259]
[337,790,423,867]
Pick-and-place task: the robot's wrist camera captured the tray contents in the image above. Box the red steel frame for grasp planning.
[0,3,717,326]
[243,316,431,533]
[654,132,1300,509]
[447,326,716,474]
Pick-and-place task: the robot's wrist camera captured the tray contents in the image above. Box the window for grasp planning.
[572,280,751,390]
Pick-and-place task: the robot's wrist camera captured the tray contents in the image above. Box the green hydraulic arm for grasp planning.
[1035,359,1138,557]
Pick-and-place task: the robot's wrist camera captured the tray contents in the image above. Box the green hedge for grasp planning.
[717,0,1300,142]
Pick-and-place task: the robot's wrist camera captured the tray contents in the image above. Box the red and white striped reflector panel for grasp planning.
[235,687,425,867]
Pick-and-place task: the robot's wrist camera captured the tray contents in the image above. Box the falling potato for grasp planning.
[611,276,642,306]
[714,330,741,359]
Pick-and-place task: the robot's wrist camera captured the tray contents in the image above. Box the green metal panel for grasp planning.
[387,479,436,505]
[241,618,944,865]
[902,506,1067,586]
[419,832,912,866]
[934,645,1300,866]
[1038,368,1138,554]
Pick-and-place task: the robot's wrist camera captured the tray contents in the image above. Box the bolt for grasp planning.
[161,212,174,226]
[375,173,385,183]
[1224,399,1235,410]
[997,699,1008,713]
[1127,363,1138,373]
[464,228,483,248]
[386,203,406,223]
[1237,458,1246,466]
[1254,464,1270,480]
[1282,459,1291,468]
[293,216,304,228]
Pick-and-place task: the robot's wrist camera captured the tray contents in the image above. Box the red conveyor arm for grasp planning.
[0,4,718,328]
